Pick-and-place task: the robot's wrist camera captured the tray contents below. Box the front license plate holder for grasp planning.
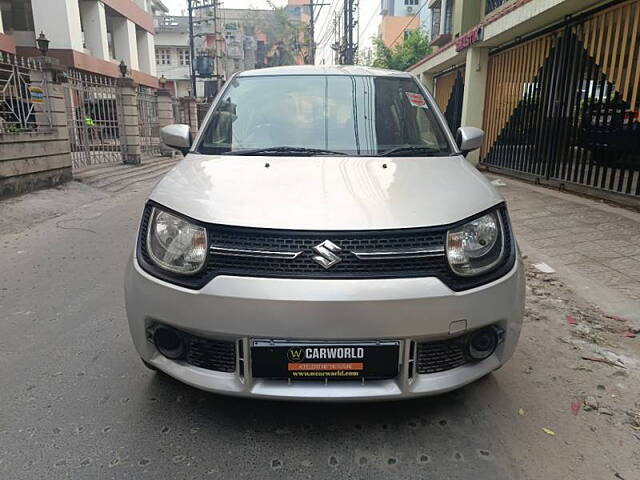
[251,340,400,380]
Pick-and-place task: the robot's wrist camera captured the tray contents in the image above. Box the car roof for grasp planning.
[237,65,414,78]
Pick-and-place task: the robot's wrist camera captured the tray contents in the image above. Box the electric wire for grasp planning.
[357,3,381,45]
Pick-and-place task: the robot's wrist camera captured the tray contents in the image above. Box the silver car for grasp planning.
[125,66,525,401]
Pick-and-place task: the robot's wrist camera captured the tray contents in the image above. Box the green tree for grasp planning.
[266,0,308,64]
[370,30,432,71]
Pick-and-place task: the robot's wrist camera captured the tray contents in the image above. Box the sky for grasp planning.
[314,1,380,64]
[160,0,381,65]
[162,0,288,16]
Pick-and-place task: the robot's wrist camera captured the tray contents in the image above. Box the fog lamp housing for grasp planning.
[466,326,504,361]
[153,326,186,360]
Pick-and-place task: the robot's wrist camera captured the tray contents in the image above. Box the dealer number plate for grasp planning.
[251,340,400,380]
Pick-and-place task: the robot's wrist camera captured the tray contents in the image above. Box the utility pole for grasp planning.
[213,0,221,91]
[341,0,357,65]
[187,0,221,98]
[188,0,197,96]
[332,11,340,64]
[308,0,315,64]
[304,1,329,65]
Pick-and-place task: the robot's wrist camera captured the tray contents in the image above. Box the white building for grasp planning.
[154,15,192,97]
[0,0,166,87]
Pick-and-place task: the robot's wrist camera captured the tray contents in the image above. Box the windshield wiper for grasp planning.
[224,146,347,156]
[378,146,450,157]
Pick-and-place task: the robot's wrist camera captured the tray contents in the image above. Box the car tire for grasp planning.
[141,359,158,371]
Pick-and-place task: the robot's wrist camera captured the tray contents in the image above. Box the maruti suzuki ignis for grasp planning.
[125,66,525,401]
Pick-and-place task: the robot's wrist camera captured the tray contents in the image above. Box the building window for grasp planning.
[179,49,190,66]
[156,49,171,65]
[429,0,453,38]
[430,7,441,39]
[444,0,453,34]
[405,0,419,5]
[486,0,509,14]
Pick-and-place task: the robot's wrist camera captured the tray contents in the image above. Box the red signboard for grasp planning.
[455,27,483,52]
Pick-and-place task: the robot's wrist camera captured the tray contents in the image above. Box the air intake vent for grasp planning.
[186,335,237,373]
[416,337,467,374]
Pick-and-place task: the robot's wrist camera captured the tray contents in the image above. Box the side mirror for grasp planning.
[455,126,485,156]
[161,124,192,156]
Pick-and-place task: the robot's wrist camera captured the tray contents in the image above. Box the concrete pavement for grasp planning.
[490,173,640,324]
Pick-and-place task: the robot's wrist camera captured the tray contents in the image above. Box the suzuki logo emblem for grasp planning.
[312,240,343,269]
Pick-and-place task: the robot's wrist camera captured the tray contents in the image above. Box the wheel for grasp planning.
[141,359,158,371]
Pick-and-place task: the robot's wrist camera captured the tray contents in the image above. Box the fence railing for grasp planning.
[481,0,640,201]
[2,50,185,170]
[65,69,124,170]
[197,102,210,128]
[138,85,161,158]
[0,52,51,134]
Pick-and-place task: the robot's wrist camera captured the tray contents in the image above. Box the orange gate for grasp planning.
[481,0,640,201]
[434,67,465,133]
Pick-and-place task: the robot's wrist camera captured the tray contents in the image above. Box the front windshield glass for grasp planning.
[197,74,452,156]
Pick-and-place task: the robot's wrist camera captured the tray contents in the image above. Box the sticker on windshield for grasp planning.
[405,92,428,108]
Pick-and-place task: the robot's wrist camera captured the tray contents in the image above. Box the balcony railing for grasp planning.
[485,0,510,15]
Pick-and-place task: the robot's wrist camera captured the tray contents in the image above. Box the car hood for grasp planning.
[149,154,503,230]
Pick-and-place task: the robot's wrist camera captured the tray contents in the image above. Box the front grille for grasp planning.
[416,338,467,374]
[207,228,447,278]
[138,203,515,291]
[185,335,236,373]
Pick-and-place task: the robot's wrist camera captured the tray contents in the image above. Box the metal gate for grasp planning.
[434,67,465,133]
[65,69,124,170]
[197,102,210,128]
[0,53,51,133]
[137,86,160,158]
[481,0,640,201]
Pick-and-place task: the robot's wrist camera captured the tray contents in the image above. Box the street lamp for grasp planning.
[36,31,50,56]
[159,74,168,88]
[119,60,128,78]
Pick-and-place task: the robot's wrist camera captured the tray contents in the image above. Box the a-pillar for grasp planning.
[31,0,83,51]
[117,77,142,165]
[180,97,198,135]
[157,88,176,157]
[460,46,490,166]
[79,1,110,61]
[112,17,139,71]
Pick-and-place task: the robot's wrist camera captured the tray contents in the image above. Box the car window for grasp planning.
[197,74,452,156]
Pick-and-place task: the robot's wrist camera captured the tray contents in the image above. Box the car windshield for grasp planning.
[197,74,453,156]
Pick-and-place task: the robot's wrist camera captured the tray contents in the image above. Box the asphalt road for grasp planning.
[1,179,637,480]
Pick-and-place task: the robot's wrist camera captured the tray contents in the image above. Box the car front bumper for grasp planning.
[125,253,525,401]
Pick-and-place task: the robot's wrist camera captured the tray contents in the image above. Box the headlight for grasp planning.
[446,211,505,276]
[146,207,208,274]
